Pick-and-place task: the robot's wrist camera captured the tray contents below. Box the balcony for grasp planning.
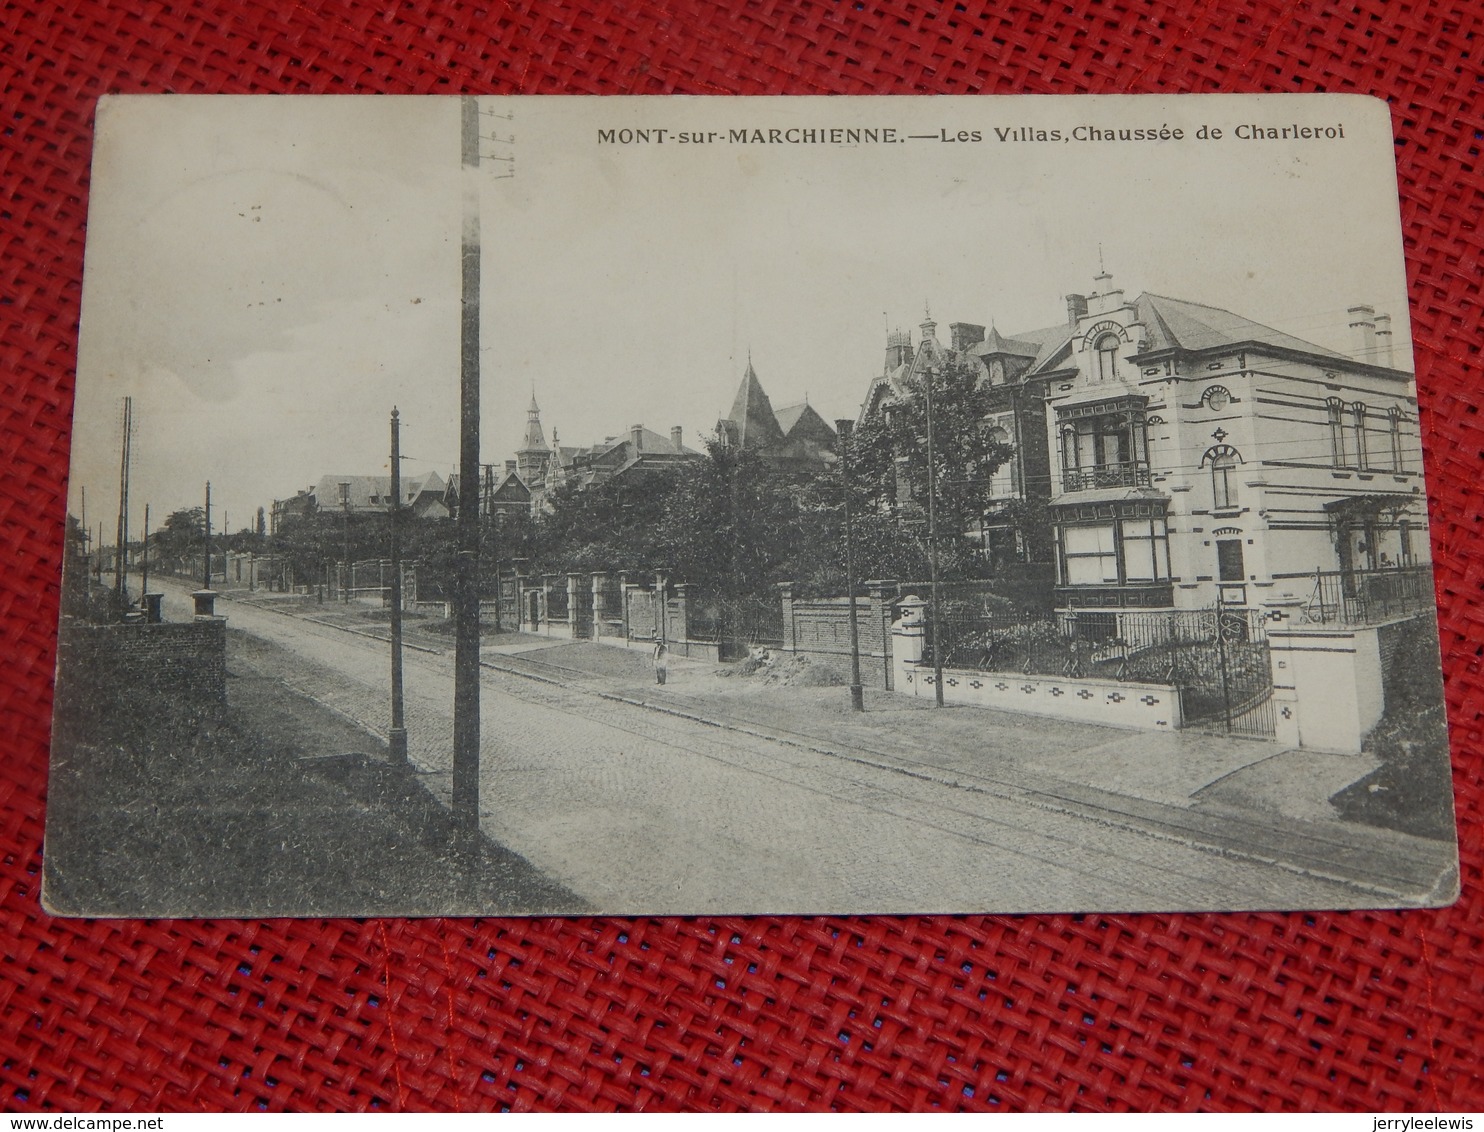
[1061,461,1151,493]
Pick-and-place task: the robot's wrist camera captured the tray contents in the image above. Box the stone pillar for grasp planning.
[654,573,668,642]
[778,582,796,653]
[867,579,898,690]
[591,572,608,640]
[143,593,164,624]
[191,589,220,619]
[892,594,927,697]
[541,574,555,635]
[566,571,584,640]
[671,583,691,655]
[1268,623,1385,753]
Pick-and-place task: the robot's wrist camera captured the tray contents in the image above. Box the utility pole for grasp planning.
[203,481,212,588]
[339,483,351,602]
[452,94,483,845]
[140,502,150,600]
[923,364,945,707]
[836,419,865,712]
[389,408,408,764]
[114,396,133,610]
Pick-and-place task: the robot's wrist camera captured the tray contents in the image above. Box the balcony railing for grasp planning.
[1061,461,1151,492]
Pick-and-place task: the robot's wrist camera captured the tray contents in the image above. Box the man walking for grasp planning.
[652,637,668,685]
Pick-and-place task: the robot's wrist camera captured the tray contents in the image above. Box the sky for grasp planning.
[71,94,1415,539]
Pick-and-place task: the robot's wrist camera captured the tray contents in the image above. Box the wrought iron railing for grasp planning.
[1297,565,1433,626]
[1060,461,1151,492]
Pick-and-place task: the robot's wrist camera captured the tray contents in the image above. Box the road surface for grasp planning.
[158,582,1449,914]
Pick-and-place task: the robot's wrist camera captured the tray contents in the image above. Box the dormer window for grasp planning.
[1094,333,1120,382]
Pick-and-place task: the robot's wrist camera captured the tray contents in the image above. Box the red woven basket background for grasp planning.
[2,0,1481,1112]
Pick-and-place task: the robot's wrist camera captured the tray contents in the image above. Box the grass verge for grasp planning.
[44,628,586,917]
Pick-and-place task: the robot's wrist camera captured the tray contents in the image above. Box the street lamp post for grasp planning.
[836,418,865,712]
[339,481,352,603]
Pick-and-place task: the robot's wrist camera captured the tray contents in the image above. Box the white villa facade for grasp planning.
[1041,272,1426,618]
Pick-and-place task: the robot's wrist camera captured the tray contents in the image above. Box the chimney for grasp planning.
[1348,304,1377,361]
[631,424,644,453]
[885,328,912,371]
[1373,312,1394,367]
[1066,293,1089,328]
[505,460,516,474]
[950,322,986,352]
[671,425,683,451]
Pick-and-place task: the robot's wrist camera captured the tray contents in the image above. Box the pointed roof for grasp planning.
[519,392,549,453]
[774,401,836,441]
[974,325,1042,359]
[725,361,786,449]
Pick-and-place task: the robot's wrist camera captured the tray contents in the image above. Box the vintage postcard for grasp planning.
[45,94,1459,917]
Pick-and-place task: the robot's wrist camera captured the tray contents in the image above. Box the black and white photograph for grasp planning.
[44,93,1460,917]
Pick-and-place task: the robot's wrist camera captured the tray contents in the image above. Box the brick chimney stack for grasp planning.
[671,425,683,451]
[631,424,644,453]
[950,322,986,352]
[1066,293,1089,328]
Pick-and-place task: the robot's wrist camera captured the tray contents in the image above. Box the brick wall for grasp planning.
[781,585,898,689]
[57,619,227,706]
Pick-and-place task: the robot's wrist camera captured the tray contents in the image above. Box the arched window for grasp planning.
[1351,402,1369,468]
[1202,444,1243,510]
[1327,397,1350,466]
[1095,333,1120,382]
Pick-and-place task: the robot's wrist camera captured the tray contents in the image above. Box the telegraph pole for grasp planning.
[452,94,483,844]
[203,481,212,588]
[114,396,133,609]
[140,502,150,601]
[923,365,945,707]
[389,408,408,764]
[836,419,865,712]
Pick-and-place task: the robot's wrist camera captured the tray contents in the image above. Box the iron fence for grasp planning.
[1298,565,1433,625]
[689,596,785,654]
[924,604,1275,736]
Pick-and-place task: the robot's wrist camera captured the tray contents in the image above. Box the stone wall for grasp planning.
[897,662,1183,730]
[57,619,228,706]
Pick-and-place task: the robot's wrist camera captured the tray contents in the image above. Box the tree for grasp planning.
[151,507,206,577]
[846,356,1016,580]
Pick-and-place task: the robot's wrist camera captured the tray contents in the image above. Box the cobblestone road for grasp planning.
[164,584,1431,914]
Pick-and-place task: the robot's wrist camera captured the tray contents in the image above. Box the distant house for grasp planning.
[293,471,450,520]
[544,422,703,496]
[716,359,836,475]
[485,461,534,519]
[859,312,1058,570]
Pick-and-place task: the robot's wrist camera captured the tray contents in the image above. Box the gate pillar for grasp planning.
[1268,623,1384,753]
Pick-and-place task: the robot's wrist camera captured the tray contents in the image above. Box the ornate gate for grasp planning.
[1172,606,1275,738]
